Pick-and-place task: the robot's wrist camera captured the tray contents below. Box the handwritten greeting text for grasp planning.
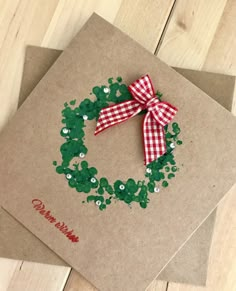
[32,199,79,243]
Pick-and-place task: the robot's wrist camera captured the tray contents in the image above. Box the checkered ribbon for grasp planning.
[95,75,178,165]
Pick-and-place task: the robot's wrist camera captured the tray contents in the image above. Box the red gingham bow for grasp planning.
[95,75,178,165]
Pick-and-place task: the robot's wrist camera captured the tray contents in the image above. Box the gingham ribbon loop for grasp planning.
[95,75,178,165]
[146,98,160,111]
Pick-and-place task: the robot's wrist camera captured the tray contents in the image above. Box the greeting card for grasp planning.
[1,15,236,291]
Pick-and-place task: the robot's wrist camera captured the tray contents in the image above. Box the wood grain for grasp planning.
[41,0,123,50]
[64,271,98,291]
[203,0,236,75]
[147,280,168,291]
[232,81,236,115]
[0,259,70,291]
[114,0,175,52]
[0,0,122,132]
[0,258,22,291]
[5,261,70,291]
[157,0,228,69]
[0,0,59,132]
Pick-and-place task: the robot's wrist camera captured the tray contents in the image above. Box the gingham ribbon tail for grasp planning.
[95,75,178,165]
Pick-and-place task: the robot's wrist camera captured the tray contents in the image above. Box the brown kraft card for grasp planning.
[2,46,235,286]
[1,16,235,290]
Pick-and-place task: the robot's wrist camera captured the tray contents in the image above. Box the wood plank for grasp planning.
[0,258,22,290]
[232,81,236,115]
[0,0,123,131]
[64,271,97,291]
[147,280,168,291]
[0,0,59,132]
[4,261,70,291]
[41,0,123,49]
[156,0,228,69]
[114,0,175,52]
[203,0,236,75]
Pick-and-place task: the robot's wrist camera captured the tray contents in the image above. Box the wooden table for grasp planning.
[0,1,235,290]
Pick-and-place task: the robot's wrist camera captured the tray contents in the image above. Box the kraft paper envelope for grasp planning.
[1,14,236,291]
[1,45,233,287]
